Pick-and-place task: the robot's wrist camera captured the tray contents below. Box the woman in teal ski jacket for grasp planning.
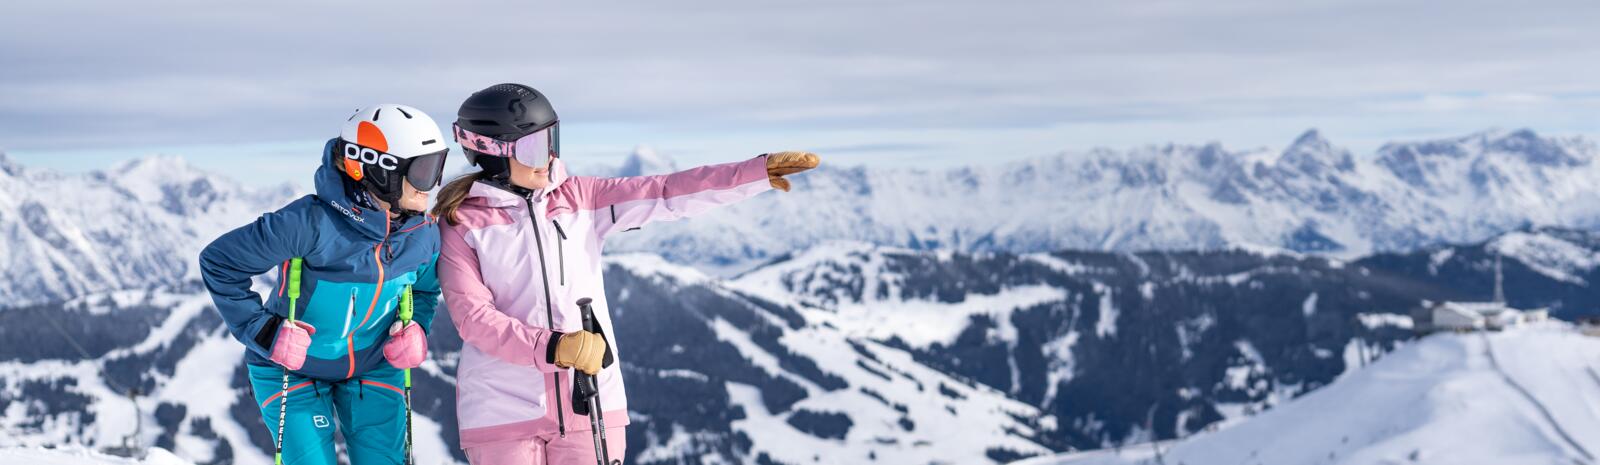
[198,104,448,465]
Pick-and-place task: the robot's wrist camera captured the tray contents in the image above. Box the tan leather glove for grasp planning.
[765,151,820,192]
[553,330,607,375]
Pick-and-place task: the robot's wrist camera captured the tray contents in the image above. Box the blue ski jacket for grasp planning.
[199,140,440,381]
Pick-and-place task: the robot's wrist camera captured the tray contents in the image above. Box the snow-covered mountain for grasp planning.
[1018,324,1600,465]
[721,227,1600,457]
[8,137,1600,464]
[615,144,679,177]
[0,446,191,465]
[10,226,1600,464]
[0,152,299,307]
[5,127,1598,303]
[597,128,1600,273]
[0,255,1051,465]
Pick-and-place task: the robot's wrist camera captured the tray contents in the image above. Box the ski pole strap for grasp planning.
[287,258,304,322]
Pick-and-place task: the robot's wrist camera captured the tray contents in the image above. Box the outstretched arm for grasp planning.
[584,152,819,238]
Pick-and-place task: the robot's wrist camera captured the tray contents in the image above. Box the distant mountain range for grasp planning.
[6,128,1600,305]
[7,130,1600,464]
[0,154,295,307]
[599,128,1600,273]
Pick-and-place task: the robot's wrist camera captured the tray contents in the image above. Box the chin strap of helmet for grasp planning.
[467,151,559,199]
[380,195,426,221]
[347,176,425,219]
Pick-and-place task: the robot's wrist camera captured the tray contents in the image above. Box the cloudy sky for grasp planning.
[5,0,1600,186]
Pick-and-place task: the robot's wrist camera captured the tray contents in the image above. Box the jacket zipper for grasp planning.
[342,288,357,337]
[552,220,567,286]
[349,215,391,379]
[524,194,566,438]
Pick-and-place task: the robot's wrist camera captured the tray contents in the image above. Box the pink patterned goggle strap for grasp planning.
[453,124,515,158]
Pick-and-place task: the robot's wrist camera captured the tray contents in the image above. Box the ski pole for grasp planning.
[275,258,303,465]
[574,298,616,465]
[399,285,415,465]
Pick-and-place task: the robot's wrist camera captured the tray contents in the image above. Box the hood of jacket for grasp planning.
[313,138,430,239]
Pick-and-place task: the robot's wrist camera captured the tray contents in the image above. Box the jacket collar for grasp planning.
[314,138,429,239]
[465,158,570,209]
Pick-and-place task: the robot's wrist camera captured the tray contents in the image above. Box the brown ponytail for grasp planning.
[432,172,487,226]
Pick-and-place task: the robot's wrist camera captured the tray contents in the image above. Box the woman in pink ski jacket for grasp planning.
[431,83,820,465]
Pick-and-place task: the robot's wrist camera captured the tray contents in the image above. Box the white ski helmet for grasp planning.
[336,104,449,211]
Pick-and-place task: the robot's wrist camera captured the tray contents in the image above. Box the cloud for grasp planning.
[5,0,1600,169]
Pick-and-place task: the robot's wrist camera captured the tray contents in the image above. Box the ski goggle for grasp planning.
[452,122,560,168]
[336,139,449,190]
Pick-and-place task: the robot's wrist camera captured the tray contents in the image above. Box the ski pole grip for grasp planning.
[287,258,304,322]
[287,258,303,299]
[577,298,597,332]
[399,285,414,323]
[575,298,613,367]
[400,285,415,390]
[572,297,602,411]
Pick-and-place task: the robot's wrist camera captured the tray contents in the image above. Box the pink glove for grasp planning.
[384,321,428,369]
[269,321,316,370]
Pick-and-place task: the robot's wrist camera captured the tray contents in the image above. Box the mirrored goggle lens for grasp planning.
[513,125,557,168]
[403,151,448,190]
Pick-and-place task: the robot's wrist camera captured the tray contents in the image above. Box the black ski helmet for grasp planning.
[456,83,558,179]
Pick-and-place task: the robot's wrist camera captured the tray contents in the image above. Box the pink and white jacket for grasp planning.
[437,155,772,448]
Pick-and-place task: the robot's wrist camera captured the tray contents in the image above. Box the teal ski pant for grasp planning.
[247,363,407,465]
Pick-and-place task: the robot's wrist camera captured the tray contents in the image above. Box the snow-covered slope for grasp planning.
[0,152,299,307]
[1018,324,1600,465]
[0,446,191,465]
[725,228,1600,457]
[603,254,1052,464]
[597,128,1600,272]
[0,254,1053,465]
[728,240,1420,456]
[0,287,466,465]
[12,228,1600,464]
[10,147,1600,463]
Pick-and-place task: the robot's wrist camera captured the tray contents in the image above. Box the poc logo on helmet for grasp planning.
[343,144,399,170]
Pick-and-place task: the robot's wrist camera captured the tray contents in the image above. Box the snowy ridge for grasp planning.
[1018,324,1600,465]
[732,241,1068,349]
[0,153,299,307]
[0,446,191,464]
[724,229,1600,459]
[606,253,1054,464]
[1489,231,1600,284]
[7,127,1599,300]
[616,145,678,177]
[10,228,1600,463]
[0,285,459,464]
[1,251,1057,464]
[599,128,1600,272]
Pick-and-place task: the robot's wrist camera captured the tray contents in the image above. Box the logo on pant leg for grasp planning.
[313,415,330,429]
